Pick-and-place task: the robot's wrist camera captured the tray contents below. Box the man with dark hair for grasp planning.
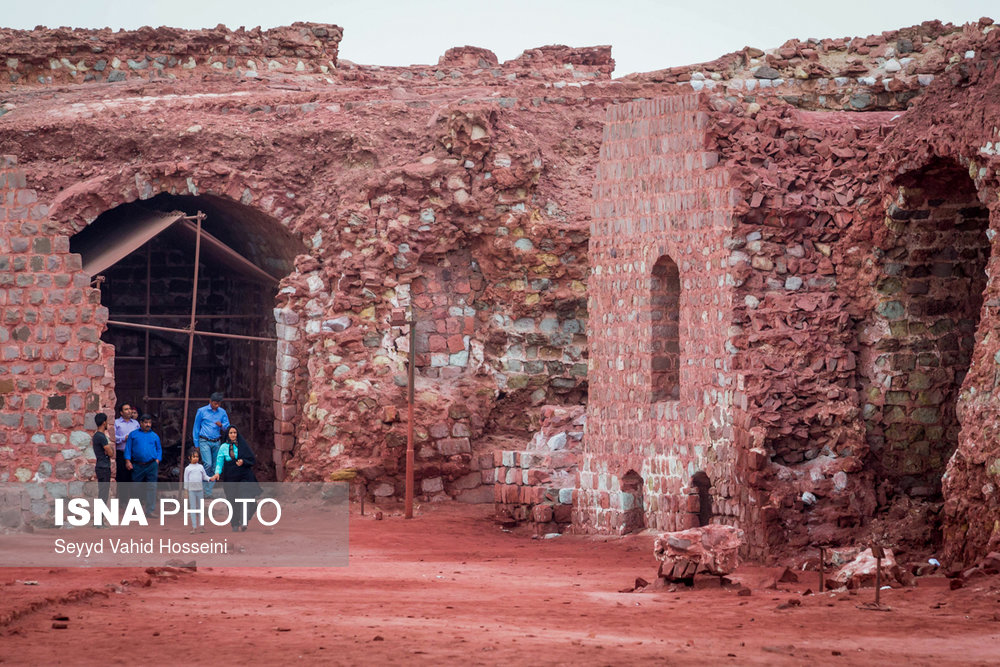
[192,392,229,497]
[92,413,114,504]
[114,402,139,501]
[125,414,162,516]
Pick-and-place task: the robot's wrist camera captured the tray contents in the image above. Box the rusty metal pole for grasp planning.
[178,212,204,495]
[819,546,825,593]
[875,553,882,606]
[143,243,151,405]
[404,311,416,519]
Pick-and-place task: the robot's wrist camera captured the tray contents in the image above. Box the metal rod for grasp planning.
[819,547,825,593]
[405,311,416,519]
[176,218,280,284]
[144,396,257,403]
[143,244,151,405]
[112,313,262,321]
[875,554,882,606]
[107,319,277,343]
[178,212,204,492]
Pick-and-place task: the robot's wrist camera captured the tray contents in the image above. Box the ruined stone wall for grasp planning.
[585,95,741,540]
[874,41,1000,564]
[0,26,627,503]
[704,104,897,551]
[5,18,1000,561]
[0,156,115,484]
[0,23,342,86]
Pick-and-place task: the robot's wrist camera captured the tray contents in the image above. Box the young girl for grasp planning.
[183,449,211,533]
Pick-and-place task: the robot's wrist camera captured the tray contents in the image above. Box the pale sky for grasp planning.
[2,0,996,76]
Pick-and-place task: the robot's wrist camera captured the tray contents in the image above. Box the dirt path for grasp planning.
[2,504,999,665]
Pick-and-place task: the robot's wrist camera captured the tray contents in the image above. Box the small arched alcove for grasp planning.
[649,254,681,402]
[691,470,712,527]
[621,469,645,533]
[70,193,306,479]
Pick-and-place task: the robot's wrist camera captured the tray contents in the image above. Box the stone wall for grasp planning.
[585,95,742,542]
[493,405,582,533]
[0,156,114,485]
[0,23,342,86]
[4,19,1000,564]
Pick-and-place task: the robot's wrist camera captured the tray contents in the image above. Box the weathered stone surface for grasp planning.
[828,547,901,589]
[653,525,745,577]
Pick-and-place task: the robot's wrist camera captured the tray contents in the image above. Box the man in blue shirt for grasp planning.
[125,414,162,515]
[192,392,229,496]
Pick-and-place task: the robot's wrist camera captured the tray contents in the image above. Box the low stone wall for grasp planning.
[493,449,577,534]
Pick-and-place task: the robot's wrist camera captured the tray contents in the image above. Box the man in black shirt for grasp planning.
[92,413,113,504]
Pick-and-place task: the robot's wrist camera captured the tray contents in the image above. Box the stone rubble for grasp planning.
[1,17,999,567]
[653,524,745,580]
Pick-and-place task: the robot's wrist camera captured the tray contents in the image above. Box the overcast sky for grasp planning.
[3,1,996,76]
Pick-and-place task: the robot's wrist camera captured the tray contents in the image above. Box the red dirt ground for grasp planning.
[2,504,999,665]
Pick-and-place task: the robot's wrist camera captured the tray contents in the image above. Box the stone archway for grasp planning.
[69,193,305,480]
[861,157,991,499]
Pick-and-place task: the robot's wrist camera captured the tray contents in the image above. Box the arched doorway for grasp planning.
[70,194,304,480]
[621,469,645,533]
[863,158,990,499]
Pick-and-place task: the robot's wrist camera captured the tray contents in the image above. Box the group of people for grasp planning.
[91,392,261,532]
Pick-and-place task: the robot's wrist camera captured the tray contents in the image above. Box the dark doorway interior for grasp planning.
[861,159,990,499]
[692,471,712,527]
[72,194,303,481]
[621,469,645,533]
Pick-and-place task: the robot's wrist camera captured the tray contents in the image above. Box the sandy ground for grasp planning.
[2,503,1000,666]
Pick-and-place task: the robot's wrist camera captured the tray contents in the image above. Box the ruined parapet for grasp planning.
[626,18,997,112]
[0,22,342,87]
[339,43,614,88]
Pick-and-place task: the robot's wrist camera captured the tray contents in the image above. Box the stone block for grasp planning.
[436,438,470,456]
[421,476,444,493]
[455,486,493,504]
[451,472,481,490]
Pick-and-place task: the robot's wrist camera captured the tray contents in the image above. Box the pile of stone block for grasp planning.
[492,406,583,534]
[653,524,745,582]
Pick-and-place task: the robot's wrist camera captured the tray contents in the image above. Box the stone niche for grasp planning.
[861,159,991,498]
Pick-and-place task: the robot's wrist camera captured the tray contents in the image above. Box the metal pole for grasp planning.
[114,313,261,320]
[178,212,204,494]
[875,554,882,606]
[404,311,416,519]
[106,320,278,343]
[143,243,151,406]
[144,396,257,403]
[819,547,825,593]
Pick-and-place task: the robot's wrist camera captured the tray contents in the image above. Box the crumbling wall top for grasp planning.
[0,22,342,86]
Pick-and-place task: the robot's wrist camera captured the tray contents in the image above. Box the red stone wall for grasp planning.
[876,45,1000,564]
[0,156,114,487]
[4,19,1000,561]
[585,95,744,545]
[0,23,342,86]
[861,170,991,496]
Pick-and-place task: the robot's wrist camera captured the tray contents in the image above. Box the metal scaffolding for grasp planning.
[92,210,278,486]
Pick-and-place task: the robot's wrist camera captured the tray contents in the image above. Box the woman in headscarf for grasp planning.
[211,425,261,531]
